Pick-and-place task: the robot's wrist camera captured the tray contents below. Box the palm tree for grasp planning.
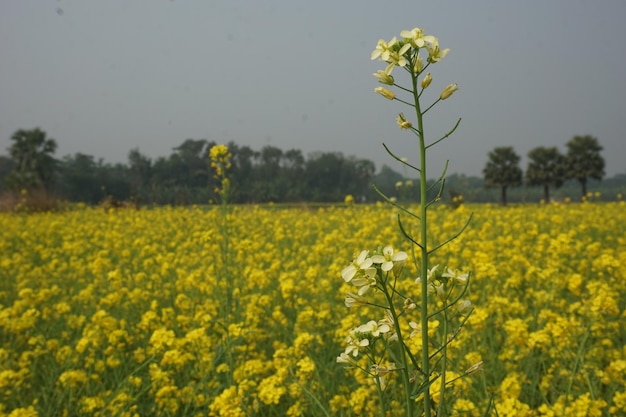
[482,146,523,205]
[564,135,605,198]
[7,128,57,191]
[526,146,566,203]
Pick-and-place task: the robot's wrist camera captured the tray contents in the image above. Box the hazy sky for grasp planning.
[1,0,625,178]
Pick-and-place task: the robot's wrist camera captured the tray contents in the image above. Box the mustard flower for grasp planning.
[371,37,396,62]
[371,245,408,273]
[396,113,412,129]
[344,333,370,357]
[400,27,436,48]
[421,72,432,89]
[356,320,391,338]
[350,272,377,295]
[336,352,354,364]
[370,362,396,389]
[373,70,394,85]
[441,267,469,284]
[409,321,420,339]
[415,264,439,284]
[371,36,411,75]
[413,54,424,73]
[374,86,396,100]
[342,250,374,282]
[403,298,417,311]
[341,319,393,359]
[426,39,450,63]
[440,83,459,100]
[344,292,368,308]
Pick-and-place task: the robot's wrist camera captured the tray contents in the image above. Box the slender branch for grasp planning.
[394,97,417,107]
[382,143,421,172]
[427,160,449,192]
[421,98,441,115]
[372,184,421,221]
[425,118,462,150]
[427,274,472,320]
[428,213,473,255]
[397,215,424,250]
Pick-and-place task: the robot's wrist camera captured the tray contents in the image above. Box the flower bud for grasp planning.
[375,87,395,100]
[413,54,424,73]
[440,83,458,100]
[396,113,412,129]
[421,72,432,89]
[373,70,394,85]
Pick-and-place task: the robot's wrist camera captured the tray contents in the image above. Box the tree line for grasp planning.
[0,128,376,205]
[482,135,606,205]
[0,128,617,207]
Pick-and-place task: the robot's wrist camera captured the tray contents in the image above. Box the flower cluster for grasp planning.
[341,246,407,297]
[371,27,458,109]
[209,144,232,177]
[209,144,232,199]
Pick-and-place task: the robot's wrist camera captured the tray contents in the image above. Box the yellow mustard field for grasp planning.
[1,202,625,416]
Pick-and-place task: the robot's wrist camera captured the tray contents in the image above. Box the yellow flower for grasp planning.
[426,39,450,63]
[440,83,459,100]
[371,245,408,273]
[374,86,395,100]
[373,70,394,85]
[400,28,436,46]
[396,113,412,129]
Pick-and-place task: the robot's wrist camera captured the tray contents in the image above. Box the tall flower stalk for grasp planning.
[337,27,479,417]
[209,144,236,384]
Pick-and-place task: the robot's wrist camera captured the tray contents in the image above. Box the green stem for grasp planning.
[413,67,432,417]
[437,308,449,417]
[381,281,414,416]
[375,375,388,417]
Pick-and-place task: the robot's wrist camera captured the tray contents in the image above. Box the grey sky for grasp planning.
[1,0,625,178]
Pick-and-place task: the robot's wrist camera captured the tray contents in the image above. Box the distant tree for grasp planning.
[482,146,523,205]
[304,152,375,202]
[56,153,102,203]
[0,155,15,193]
[253,145,285,201]
[283,149,306,201]
[172,139,211,187]
[6,128,57,191]
[128,149,152,187]
[526,146,566,203]
[227,142,256,203]
[127,149,153,201]
[564,135,605,198]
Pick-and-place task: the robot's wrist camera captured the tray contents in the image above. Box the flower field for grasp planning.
[1,201,625,416]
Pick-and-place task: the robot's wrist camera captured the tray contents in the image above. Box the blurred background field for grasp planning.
[1,202,625,416]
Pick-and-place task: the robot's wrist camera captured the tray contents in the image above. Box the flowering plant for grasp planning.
[337,27,480,417]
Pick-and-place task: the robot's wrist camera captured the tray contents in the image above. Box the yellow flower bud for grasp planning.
[396,113,412,129]
[421,72,432,89]
[373,70,394,85]
[439,83,458,100]
[375,87,395,100]
[413,55,424,73]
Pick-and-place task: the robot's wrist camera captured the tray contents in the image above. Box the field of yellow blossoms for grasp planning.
[1,201,625,416]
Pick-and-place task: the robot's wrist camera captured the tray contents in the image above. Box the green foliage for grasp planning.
[5,128,57,192]
[525,146,566,203]
[482,147,523,205]
[565,135,605,197]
